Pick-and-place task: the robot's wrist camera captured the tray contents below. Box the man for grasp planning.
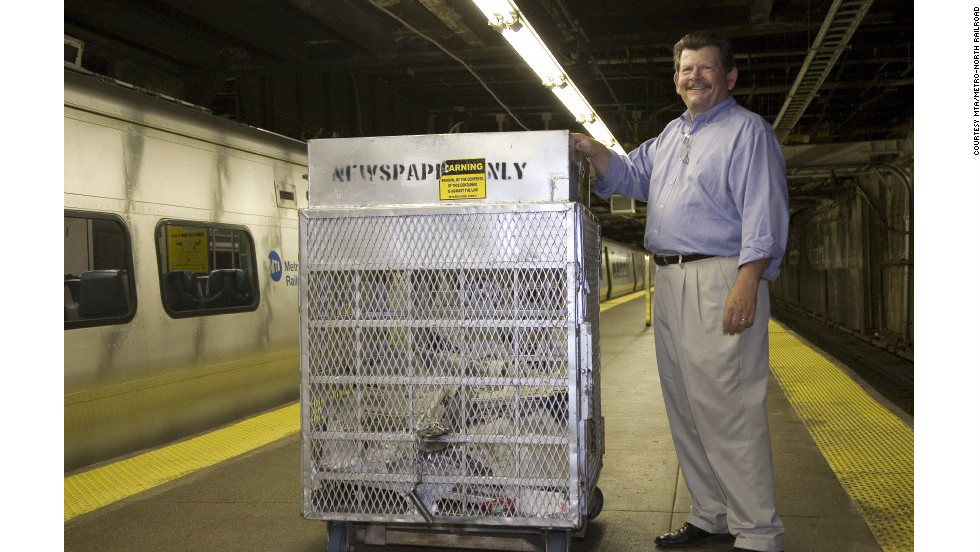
[571,31,788,552]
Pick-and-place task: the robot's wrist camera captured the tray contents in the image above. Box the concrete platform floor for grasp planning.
[64,296,885,552]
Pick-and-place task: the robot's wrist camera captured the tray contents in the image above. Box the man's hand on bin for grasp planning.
[570,132,613,179]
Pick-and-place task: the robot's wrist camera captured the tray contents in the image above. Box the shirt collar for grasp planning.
[680,94,736,127]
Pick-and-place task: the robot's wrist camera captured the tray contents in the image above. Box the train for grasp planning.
[63,66,650,472]
[599,238,651,301]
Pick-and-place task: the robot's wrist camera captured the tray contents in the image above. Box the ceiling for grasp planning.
[64,0,914,248]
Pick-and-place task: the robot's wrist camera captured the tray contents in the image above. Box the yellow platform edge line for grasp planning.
[767,320,913,552]
[64,402,301,522]
[600,289,649,312]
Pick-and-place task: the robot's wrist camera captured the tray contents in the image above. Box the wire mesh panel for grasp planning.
[300,203,601,530]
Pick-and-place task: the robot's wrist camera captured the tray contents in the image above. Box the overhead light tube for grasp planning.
[471,0,626,154]
[500,26,564,86]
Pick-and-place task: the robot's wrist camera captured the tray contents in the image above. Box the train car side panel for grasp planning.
[64,70,307,471]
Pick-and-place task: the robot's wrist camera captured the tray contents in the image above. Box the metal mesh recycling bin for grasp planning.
[299,131,604,552]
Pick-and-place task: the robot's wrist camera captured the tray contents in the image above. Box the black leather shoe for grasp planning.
[654,522,733,548]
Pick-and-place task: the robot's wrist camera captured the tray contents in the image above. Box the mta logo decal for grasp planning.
[269,251,283,282]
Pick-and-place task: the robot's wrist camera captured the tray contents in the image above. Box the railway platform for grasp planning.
[64,293,912,552]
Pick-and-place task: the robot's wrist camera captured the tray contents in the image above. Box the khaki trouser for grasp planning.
[653,256,784,552]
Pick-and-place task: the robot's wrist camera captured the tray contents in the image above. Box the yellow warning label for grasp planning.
[440,158,487,200]
[166,226,208,273]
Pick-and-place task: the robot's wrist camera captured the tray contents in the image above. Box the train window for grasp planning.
[64,211,137,329]
[614,260,629,278]
[155,220,260,317]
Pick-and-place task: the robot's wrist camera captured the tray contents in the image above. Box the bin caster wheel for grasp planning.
[588,486,604,520]
[327,522,353,552]
[545,530,570,552]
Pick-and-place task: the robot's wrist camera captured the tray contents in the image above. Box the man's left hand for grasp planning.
[724,282,758,335]
[723,259,770,335]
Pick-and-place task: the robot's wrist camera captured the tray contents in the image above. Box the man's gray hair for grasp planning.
[673,31,736,73]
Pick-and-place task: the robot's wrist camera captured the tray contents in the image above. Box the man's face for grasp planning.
[673,46,738,116]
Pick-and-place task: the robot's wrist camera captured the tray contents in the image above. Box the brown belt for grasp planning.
[652,253,716,266]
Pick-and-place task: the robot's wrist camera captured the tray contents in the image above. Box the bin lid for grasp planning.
[307,130,581,207]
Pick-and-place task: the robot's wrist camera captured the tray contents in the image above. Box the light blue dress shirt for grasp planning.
[595,95,789,281]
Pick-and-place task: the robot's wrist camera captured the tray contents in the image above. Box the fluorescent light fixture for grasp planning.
[471,0,518,26]
[551,82,592,123]
[500,27,564,86]
[471,0,626,155]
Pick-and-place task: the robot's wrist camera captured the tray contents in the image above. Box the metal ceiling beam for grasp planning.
[772,0,876,142]
[155,0,314,62]
[581,78,914,96]
[782,140,908,170]
[64,24,188,75]
[234,44,519,73]
[418,0,485,47]
[583,20,849,52]
[286,0,400,56]
[64,0,229,69]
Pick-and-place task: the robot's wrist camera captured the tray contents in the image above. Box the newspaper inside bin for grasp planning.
[314,381,572,518]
